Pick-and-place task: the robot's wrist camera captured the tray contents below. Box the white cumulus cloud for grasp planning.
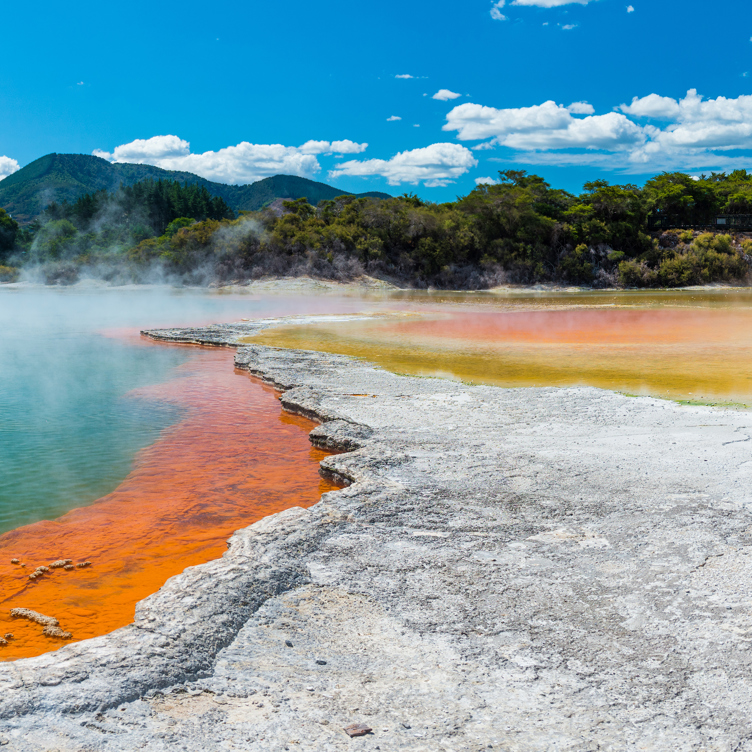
[444,100,644,150]
[512,0,596,5]
[443,89,752,174]
[620,93,682,119]
[298,140,368,155]
[618,89,752,152]
[475,176,499,185]
[94,135,191,163]
[387,115,402,121]
[491,1,507,20]
[395,74,414,79]
[93,135,367,184]
[627,5,634,11]
[0,156,20,181]
[433,89,462,102]
[567,101,595,114]
[633,89,752,151]
[621,88,752,126]
[445,101,569,140]
[330,143,477,187]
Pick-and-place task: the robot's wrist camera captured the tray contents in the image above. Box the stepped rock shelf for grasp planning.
[3,317,752,750]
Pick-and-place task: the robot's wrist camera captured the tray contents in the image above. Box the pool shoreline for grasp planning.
[4,320,752,749]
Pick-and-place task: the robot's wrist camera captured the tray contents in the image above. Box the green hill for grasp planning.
[0,153,391,222]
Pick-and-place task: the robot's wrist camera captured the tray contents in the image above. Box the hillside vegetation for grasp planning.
[2,169,752,288]
[0,153,390,221]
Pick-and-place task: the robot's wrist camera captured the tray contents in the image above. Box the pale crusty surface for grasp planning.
[2,321,752,751]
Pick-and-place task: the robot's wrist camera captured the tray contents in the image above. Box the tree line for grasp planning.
[2,170,752,287]
[0,179,233,278]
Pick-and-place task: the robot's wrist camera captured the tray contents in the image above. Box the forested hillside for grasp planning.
[2,169,752,288]
[0,153,390,221]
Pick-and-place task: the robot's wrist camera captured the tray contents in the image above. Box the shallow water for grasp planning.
[0,348,337,660]
[250,288,752,406]
[2,284,752,659]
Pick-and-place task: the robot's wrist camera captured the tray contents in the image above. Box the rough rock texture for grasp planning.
[3,321,752,750]
[9,609,59,627]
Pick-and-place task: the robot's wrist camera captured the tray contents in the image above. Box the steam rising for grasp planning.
[0,287,367,534]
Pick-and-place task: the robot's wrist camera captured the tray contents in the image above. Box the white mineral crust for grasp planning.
[2,322,752,750]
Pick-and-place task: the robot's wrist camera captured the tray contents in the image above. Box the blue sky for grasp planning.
[2,0,752,201]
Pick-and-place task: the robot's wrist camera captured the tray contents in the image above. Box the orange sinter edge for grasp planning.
[0,344,339,661]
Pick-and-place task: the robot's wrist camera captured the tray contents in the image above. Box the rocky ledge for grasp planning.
[2,320,752,751]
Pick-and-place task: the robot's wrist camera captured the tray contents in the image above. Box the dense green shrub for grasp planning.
[6,169,752,288]
[617,233,749,287]
[559,244,595,284]
[0,208,19,260]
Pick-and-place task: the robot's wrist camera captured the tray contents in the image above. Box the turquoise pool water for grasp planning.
[0,286,366,535]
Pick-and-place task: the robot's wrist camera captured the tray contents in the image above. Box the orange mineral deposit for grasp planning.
[252,305,752,406]
[0,345,338,661]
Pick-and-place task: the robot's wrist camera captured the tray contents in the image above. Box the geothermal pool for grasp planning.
[252,288,752,408]
[2,284,751,660]
[0,287,365,660]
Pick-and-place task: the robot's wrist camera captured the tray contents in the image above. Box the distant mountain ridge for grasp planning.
[0,153,391,221]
